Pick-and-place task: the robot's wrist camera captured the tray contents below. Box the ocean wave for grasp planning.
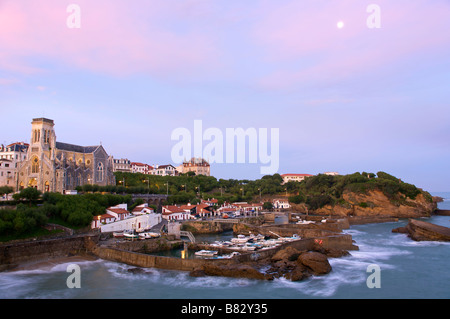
[0,274,42,298]
[49,259,104,272]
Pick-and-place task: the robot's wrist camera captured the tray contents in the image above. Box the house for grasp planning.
[151,164,178,176]
[106,204,132,221]
[91,203,162,233]
[162,205,191,221]
[323,172,339,176]
[232,202,263,216]
[201,198,218,207]
[112,158,132,173]
[132,203,155,215]
[0,159,14,189]
[91,213,116,229]
[177,157,211,176]
[131,162,152,175]
[0,142,29,191]
[281,174,314,184]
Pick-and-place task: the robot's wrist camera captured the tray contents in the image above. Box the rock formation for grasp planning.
[392,219,450,241]
[314,190,436,219]
[190,246,337,282]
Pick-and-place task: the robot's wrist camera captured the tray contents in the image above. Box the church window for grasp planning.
[32,157,39,174]
[96,162,104,182]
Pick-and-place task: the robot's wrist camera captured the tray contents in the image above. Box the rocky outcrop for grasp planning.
[181,221,229,234]
[392,219,450,242]
[297,252,332,275]
[315,190,436,219]
[266,250,333,281]
[189,246,335,282]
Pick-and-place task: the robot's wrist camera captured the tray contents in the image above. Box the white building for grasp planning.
[323,172,339,176]
[112,158,132,173]
[0,142,29,190]
[162,205,192,221]
[131,162,152,174]
[150,164,178,176]
[0,159,14,189]
[91,203,162,233]
[281,174,314,184]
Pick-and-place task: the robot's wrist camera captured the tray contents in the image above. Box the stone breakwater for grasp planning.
[0,234,99,272]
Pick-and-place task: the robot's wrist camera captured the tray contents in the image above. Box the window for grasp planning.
[96,162,104,182]
[32,157,39,173]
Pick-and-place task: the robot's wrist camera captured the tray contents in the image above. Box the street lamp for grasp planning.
[164,182,169,195]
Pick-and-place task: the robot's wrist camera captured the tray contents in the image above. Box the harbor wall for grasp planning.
[0,235,99,271]
[92,246,234,271]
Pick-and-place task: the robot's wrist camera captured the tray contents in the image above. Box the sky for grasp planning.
[1,0,450,192]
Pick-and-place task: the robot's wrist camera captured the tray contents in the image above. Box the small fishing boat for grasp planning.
[149,232,160,238]
[195,250,218,257]
[113,231,124,238]
[217,252,241,259]
[231,234,248,244]
[243,244,257,251]
[138,232,152,239]
[297,220,314,225]
[123,231,139,239]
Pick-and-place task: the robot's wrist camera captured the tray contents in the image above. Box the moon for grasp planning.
[337,21,344,29]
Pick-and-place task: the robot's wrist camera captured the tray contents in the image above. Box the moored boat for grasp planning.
[113,231,124,238]
[123,230,139,239]
[231,234,248,244]
[195,250,218,257]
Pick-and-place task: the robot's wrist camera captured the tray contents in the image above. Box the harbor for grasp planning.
[81,212,359,282]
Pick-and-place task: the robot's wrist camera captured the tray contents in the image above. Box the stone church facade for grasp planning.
[16,118,115,193]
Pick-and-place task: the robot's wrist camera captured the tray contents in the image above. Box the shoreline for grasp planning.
[2,213,447,274]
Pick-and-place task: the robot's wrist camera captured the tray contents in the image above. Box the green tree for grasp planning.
[13,188,42,206]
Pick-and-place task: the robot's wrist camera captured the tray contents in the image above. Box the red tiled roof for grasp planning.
[107,208,130,215]
[163,205,186,214]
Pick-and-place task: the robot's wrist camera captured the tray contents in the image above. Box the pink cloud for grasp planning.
[0,0,222,77]
[252,0,450,90]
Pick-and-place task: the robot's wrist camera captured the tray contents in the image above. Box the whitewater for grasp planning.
[1,193,449,299]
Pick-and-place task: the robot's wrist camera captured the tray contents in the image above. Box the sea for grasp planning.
[0,192,449,300]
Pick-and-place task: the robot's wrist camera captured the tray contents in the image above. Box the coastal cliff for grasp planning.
[312,190,436,218]
[288,172,436,219]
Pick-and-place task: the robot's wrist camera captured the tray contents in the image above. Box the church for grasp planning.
[16,118,115,193]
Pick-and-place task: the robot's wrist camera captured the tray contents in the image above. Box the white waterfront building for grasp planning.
[91,203,162,233]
